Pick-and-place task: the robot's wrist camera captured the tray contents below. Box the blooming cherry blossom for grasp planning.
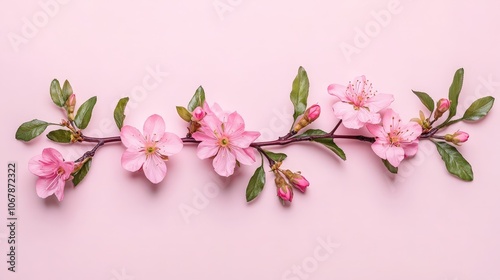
[328,76,394,129]
[120,114,183,184]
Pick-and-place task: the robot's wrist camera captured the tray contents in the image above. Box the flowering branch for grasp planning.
[15,67,495,205]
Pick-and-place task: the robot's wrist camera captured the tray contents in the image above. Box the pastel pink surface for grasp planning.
[1,1,500,279]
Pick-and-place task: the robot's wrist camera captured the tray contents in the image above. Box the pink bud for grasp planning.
[277,185,293,202]
[191,106,206,122]
[437,98,451,113]
[290,174,309,192]
[445,130,469,145]
[305,104,321,122]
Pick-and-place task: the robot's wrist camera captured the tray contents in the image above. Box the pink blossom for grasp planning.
[366,109,422,167]
[284,170,309,192]
[445,130,469,145]
[191,106,206,122]
[192,103,260,177]
[278,185,293,202]
[120,114,183,184]
[305,104,321,122]
[436,98,451,113]
[328,76,394,129]
[28,148,75,201]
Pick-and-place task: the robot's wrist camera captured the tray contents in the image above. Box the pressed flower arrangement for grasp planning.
[16,67,494,205]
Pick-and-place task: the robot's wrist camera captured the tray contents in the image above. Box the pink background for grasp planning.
[1,0,500,279]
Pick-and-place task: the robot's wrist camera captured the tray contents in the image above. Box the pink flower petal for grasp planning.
[381,109,400,132]
[402,142,419,157]
[196,141,220,159]
[157,132,183,156]
[42,148,64,163]
[371,142,389,160]
[28,155,58,177]
[232,147,256,165]
[400,122,422,141]
[327,84,349,102]
[120,125,145,150]
[121,149,147,172]
[229,131,260,148]
[366,124,386,139]
[54,180,66,201]
[213,147,236,177]
[35,175,60,199]
[142,155,166,184]
[143,114,165,142]
[60,162,75,181]
[224,112,245,135]
[200,115,223,135]
[365,93,394,113]
[386,146,405,167]
[192,130,217,142]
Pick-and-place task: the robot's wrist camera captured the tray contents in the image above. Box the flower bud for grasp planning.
[444,130,469,145]
[434,98,451,119]
[293,104,321,133]
[191,106,206,122]
[275,175,293,202]
[283,170,309,192]
[66,94,76,121]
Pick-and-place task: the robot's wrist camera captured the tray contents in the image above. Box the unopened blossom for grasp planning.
[328,76,394,129]
[283,170,309,192]
[434,98,451,119]
[120,114,183,184]
[366,109,422,167]
[193,103,260,177]
[28,148,75,201]
[445,130,469,145]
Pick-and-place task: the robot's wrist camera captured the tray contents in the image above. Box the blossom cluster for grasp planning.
[16,67,493,205]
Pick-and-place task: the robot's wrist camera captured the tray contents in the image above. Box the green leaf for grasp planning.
[176,106,193,122]
[62,80,73,104]
[245,163,266,202]
[412,90,435,113]
[72,159,92,187]
[50,79,64,107]
[462,96,495,121]
[382,159,398,174]
[290,66,310,122]
[446,68,464,121]
[15,119,50,141]
[434,141,473,181]
[313,138,346,160]
[113,97,129,130]
[74,96,97,129]
[294,129,327,137]
[187,86,206,112]
[262,150,287,162]
[46,129,72,143]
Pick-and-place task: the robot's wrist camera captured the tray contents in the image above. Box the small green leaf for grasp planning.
[245,163,266,202]
[74,96,97,129]
[46,129,72,143]
[290,66,310,122]
[446,68,464,121]
[62,80,73,104]
[294,129,327,137]
[15,119,50,141]
[382,159,398,174]
[313,138,346,160]
[72,159,92,187]
[462,96,495,121]
[412,90,435,113]
[434,141,473,181]
[187,86,206,112]
[50,79,64,107]
[176,106,193,122]
[263,150,287,162]
[113,97,129,130]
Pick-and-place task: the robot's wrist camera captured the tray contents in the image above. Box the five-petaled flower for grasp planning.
[328,76,394,129]
[28,148,75,201]
[120,114,183,184]
[366,109,422,167]
[193,103,261,177]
